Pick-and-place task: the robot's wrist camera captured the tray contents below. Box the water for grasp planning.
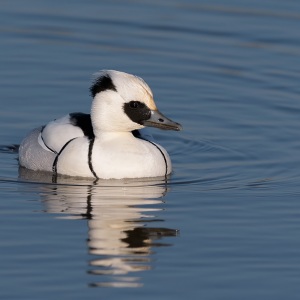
[1,0,300,299]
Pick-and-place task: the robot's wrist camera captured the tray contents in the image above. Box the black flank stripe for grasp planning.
[41,126,57,154]
[148,141,168,177]
[136,135,168,177]
[52,138,76,176]
[88,138,98,178]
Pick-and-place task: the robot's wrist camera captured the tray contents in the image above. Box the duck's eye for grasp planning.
[124,101,151,125]
[129,101,141,109]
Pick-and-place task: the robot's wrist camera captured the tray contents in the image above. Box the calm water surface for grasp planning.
[1,0,300,299]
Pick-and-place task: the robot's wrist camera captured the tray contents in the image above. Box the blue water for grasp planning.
[1,0,300,299]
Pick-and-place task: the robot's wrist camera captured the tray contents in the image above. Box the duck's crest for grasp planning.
[90,71,117,97]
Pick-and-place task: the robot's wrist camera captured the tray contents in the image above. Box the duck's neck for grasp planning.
[94,131,134,141]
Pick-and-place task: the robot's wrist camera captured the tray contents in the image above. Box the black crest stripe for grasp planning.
[88,138,98,178]
[90,74,117,98]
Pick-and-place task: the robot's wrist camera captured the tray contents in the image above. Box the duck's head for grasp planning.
[90,70,182,134]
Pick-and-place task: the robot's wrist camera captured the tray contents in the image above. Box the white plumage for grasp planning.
[19,70,182,179]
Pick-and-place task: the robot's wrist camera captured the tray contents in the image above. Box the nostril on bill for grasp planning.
[158,118,164,122]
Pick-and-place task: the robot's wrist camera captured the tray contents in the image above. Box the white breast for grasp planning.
[56,132,171,179]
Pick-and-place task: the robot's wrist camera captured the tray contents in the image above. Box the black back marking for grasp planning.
[69,113,94,139]
[124,101,151,125]
[90,74,117,98]
[88,138,98,179]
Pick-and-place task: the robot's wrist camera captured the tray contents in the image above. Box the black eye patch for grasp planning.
[123,101,151,124]
[129,101,141,109]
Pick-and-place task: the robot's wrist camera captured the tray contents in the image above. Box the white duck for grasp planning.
[19,70,182,179]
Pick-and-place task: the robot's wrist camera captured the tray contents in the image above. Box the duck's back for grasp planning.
[19,113,93,172]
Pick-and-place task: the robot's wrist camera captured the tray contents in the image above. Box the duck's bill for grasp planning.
[142,110,182,131]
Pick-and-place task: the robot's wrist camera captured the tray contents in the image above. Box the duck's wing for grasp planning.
[40,113,94,154]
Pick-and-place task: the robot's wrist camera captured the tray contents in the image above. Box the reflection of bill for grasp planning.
[19,168,179,288]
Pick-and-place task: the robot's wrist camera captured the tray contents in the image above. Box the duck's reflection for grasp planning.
[19,168,179,288]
